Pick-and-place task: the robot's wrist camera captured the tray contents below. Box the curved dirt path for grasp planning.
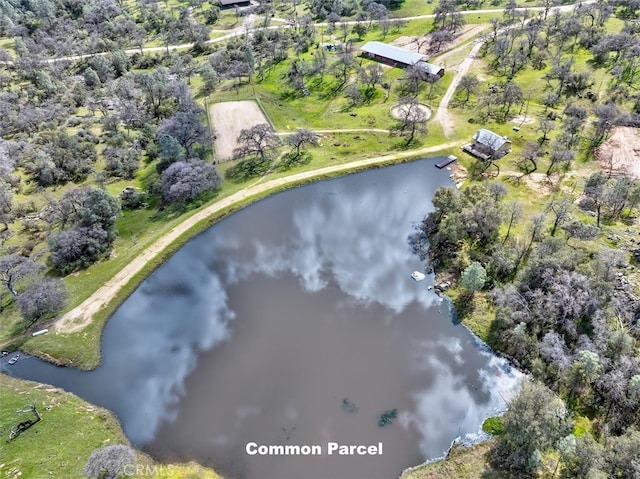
[0,1,591,66]
[54,142,460,334]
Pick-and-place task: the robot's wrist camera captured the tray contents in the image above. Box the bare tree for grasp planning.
[547,198,573,236]
[234,123,280,162]
[16,277,67,324]
[456,75,479,107]
[502,200,524,244]
[546,142,575,177]
[0,254,42,299]
[514,141,542,177]
[286,129,319,159]
[391,97,429,146]
[537,117,555,143]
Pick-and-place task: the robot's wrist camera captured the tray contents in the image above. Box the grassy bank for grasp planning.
[401,440,502,479]
[20,143,460,369]
[0,374,221,479]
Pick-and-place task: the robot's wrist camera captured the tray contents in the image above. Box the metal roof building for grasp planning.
[463,129,512,160]
[360,42,444,77]
[472,129,511,150]
[415,61,445,77]
[360,41,427,66]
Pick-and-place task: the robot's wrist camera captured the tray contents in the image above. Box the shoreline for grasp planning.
[17,142,462,369]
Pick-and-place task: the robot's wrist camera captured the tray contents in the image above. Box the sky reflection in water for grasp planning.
[8,160,523,478]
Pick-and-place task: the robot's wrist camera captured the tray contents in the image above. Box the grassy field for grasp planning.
[401,440,502,479]
[0,374,222,479]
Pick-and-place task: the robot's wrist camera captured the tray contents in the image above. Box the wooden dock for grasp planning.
[435,155,457,169]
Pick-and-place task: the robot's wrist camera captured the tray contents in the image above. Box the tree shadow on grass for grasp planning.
[452,290,475,324]
[275,152,312,172]
[225,157,273,183]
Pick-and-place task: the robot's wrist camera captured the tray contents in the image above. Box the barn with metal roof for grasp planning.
[360,42,445,78]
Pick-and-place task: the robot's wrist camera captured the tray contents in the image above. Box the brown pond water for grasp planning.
[5,159,523,479]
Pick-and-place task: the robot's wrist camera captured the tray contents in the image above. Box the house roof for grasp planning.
[415,61,444,76]
[473,128,511,150]
[220,0,249,5]
[360,41,426,66]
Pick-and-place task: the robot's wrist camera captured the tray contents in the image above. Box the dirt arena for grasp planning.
[210,100,270,161]
[390,103,432,121]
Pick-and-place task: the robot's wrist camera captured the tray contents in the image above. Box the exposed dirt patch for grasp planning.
[596,127,640,178]
[520,172,556,195]
[390,103,432,121]
[511,114,536,125]
[210,100,270,161]
[392,25,487,57]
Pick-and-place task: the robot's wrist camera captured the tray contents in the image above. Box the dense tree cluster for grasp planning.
[160,160,222,204]
[0,0,211,57]
[48,187,120,274]
[0,253,67,324]
[423,178,640,477]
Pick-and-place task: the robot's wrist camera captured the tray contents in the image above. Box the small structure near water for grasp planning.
[436,155,457,169]
[462,129,512,160]
[411,271,426,281]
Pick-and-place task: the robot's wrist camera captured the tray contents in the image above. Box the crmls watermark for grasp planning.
[122,464,176,476]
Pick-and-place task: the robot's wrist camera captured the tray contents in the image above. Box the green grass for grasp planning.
[401,439,502,479]
[0,374,222,478]
[0,374,132,478]
[482,416,505,435]
[573,415,593,437]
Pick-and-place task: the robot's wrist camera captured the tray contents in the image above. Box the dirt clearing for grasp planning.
[391,103,431,121]
[597,127,640,178]
[392,25,487,56]
[210,100,270,161]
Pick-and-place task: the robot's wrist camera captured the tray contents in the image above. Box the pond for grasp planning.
[5,159,522,479]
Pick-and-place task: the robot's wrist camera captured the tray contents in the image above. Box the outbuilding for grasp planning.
[462,128,512,160]
[360,41,444,78]
[218,0,251,8]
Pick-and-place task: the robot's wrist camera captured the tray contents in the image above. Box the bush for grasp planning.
[482,416,505,436]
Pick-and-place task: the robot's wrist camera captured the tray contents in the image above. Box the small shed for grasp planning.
[463,128,512,160]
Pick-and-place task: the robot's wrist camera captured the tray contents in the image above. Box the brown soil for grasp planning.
[210,100,270,161]
[510,114,536,125]
[596,127,640,178]
[390,103,432,121]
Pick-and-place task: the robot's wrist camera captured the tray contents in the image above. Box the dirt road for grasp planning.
[54,142,461,334]
[433,40,484,138]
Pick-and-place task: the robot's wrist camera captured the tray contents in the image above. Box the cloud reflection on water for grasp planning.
[13,162,523,468]
[108,164,521,449]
